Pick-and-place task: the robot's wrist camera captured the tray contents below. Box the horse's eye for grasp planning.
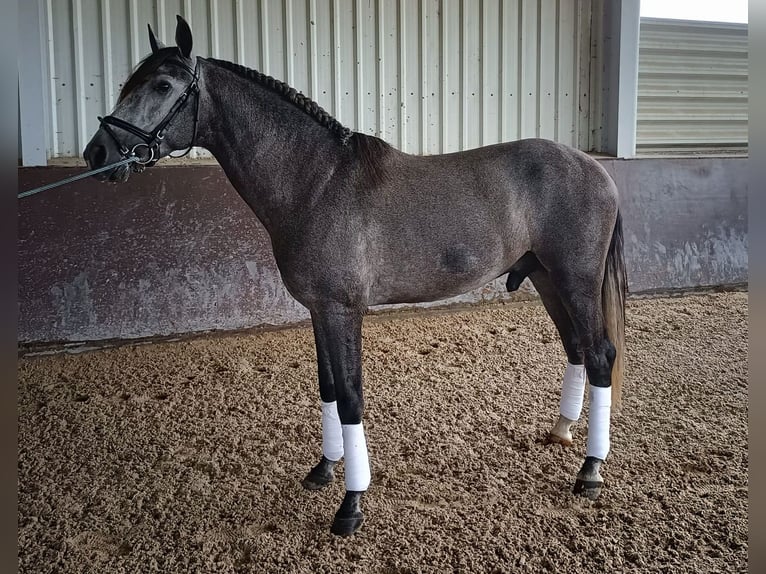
[155,82,172,94]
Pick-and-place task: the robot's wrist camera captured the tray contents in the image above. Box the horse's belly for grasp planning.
[363,199,529,306]
[368,245,516,306]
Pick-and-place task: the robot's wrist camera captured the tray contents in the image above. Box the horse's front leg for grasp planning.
[301,311,344,490]
[309,304,369,536]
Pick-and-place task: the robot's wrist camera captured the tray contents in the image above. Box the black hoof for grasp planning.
[573,478,603,500]
[330,491,364,536]
[301,456,337,491]
[573,456,604,500]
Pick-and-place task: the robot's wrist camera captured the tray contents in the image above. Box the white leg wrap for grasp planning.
[321,401,344,462]
[559,362,587,421]
[586,385,611,460]
[341,423,371,491]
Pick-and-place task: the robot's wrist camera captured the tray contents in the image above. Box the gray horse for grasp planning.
[84,16,626,537]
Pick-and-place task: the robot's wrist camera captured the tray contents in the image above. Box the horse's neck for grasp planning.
[196,62,344,233]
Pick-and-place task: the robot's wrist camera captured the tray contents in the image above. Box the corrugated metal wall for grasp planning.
[43,0,600,160]
[636,18,748,154]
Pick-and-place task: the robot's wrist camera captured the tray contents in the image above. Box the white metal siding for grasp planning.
[636,18,748,154]
[42,0,599,161]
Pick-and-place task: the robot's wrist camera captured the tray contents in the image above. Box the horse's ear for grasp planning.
[147,23,164,54]
[175,15,193,58]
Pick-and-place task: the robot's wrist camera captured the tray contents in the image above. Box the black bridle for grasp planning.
[98,59,200,169]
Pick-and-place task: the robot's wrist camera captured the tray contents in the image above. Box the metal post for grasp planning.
[602,0,640,158]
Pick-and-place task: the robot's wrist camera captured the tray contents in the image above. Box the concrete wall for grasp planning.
[18,156,747,344]
[601,157,748,292]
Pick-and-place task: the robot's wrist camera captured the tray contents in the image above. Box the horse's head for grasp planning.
[83,15,200,181]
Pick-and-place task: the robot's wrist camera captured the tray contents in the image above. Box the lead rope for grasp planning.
[18,156,141,199]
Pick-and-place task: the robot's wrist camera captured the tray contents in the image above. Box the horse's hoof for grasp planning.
[330,514,364,536]
[330,491,364,536]
[573,478,603,500]
[301,456,337,491]
[546,432,573,447]
[547,416,575,446]
[573,456,604,500]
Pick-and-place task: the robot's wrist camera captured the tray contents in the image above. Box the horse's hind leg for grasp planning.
[528,269,587,447]
[532,253,616,499]
[301,311,343,490]
[542,267,616,500]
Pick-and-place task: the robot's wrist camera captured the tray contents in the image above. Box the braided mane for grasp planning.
[208,58,353,145]
[207,57,392,185]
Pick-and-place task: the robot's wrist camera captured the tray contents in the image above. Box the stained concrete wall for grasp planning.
[18,157,747,344]
[600,158,748,292]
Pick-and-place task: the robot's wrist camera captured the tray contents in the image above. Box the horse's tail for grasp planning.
[602,210,627,407]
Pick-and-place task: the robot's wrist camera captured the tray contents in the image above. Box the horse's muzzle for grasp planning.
[84,136,131,182]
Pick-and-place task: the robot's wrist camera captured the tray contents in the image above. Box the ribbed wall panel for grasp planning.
[636,18,748,153]
[44,0,596,160]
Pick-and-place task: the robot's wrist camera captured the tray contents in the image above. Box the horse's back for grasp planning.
[371,138,616,215]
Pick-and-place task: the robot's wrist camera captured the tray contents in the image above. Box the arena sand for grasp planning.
[18,291,748,573]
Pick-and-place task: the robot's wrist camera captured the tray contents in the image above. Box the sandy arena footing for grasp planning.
[18,291,748,573]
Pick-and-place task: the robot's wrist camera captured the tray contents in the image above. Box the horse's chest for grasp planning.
[272,234,368,305]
